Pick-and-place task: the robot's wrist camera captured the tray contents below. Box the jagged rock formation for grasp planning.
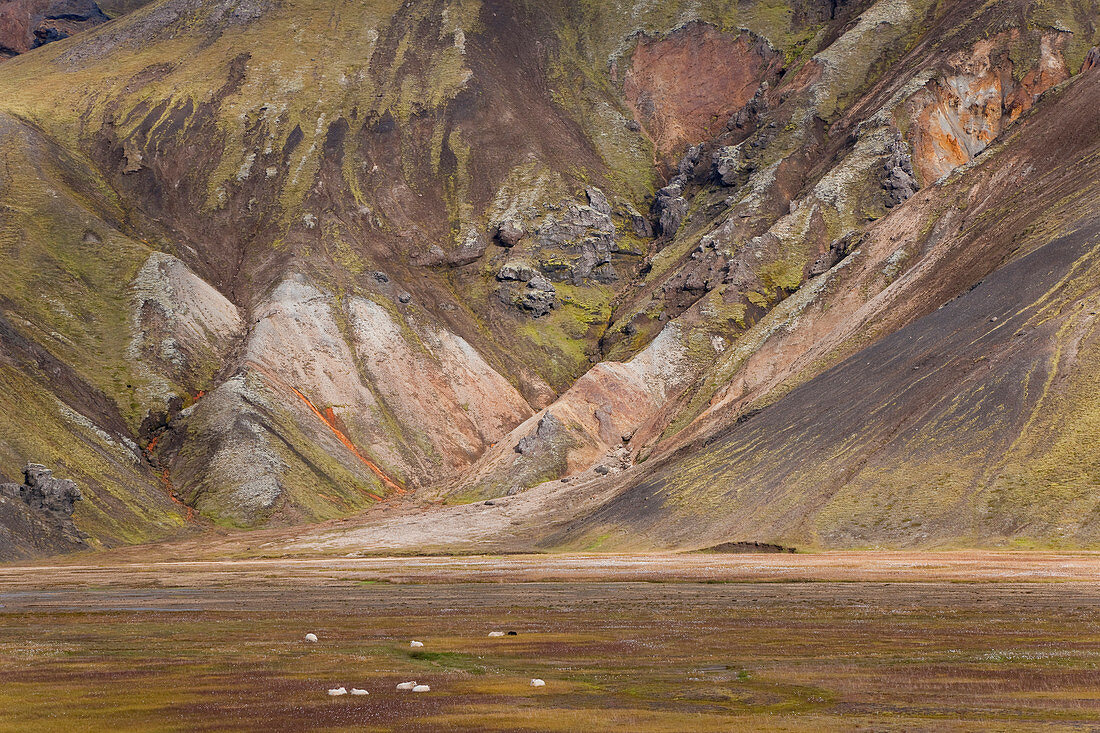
[1,0,1099,556]
[882,138,917,208]
[1084,45,1100,72]
[0,463,85,559]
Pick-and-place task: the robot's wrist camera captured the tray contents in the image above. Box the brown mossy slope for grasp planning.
[554,223,1100,550]
[0,113,187,547]
[0,0,657,533]
[0,0,624,384]
[442,0,1100,508]
[549,66,1100,551]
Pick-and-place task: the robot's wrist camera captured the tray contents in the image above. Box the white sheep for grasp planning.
[304,633,318,643]
[412,684,431,693]
[409,640,424,648]
[487,631,505,637]
[350,688,369,696]
[327,687,347,696]
[396,681,418,690]
[530,679,546,687]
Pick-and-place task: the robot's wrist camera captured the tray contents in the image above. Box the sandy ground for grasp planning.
[49,473,623,563]
[5,550,1100,585]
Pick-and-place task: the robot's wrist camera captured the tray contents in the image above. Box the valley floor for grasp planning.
[1,552,1100,730]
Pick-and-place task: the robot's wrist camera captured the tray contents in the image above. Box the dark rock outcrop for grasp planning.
[514,412,563,455]
[663,236,729,297]
[519,274,556,316]
[883,137,918,208]
[653,181,688,237]
[809,231,860,277]
[11,464,82,514]
[495,219,525,247]
[499,270,556,316]
[1083,46,1100,74]
[676,144,703,176]
[535,195,618,283]
[0,463,86,560]
[585,186,611,215]
[725,82,770,134]
[713,144,748,187]
[627,207,654,238]
[653,143,714,237]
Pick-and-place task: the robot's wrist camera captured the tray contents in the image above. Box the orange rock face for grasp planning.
[623,22,780,159]
[907,32,1069,184]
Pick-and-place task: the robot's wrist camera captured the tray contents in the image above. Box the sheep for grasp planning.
[530,679,546,687]
[327,687,347,696]
[396,681,418,690]
[350,688,369,696]
[409,640,424,648]
[412,685,431,693]
[304,633,318,643]
[487,631,505,637]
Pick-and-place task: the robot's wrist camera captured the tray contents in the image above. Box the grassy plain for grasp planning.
[1,553,1099,731]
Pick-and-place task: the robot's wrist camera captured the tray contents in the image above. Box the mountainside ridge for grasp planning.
[0,0,1098,556]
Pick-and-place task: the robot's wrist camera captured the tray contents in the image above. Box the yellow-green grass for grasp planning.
[2,566,1100,730]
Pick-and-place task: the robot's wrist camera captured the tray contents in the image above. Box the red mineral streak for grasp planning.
[290,387,405,495]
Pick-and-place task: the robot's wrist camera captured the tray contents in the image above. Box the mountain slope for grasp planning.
[0,0,1098,555]
[547,65,1100,550]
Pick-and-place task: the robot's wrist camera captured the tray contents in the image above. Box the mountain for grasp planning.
[0,0,1097,558]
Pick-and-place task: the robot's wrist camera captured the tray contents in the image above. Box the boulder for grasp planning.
[448,231,488,266]
[514,413,562,455]
[628,207,654,238]
[527,273,555,292]
[518,286,555,317]
[714,144,753,187]
[497,261,538,282]
[677,144,703,176]
[585,186,612,215]
[495,219,525,247]
[809,232,861,277]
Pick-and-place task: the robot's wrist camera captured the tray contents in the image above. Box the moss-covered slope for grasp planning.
[0,0,1098,552]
